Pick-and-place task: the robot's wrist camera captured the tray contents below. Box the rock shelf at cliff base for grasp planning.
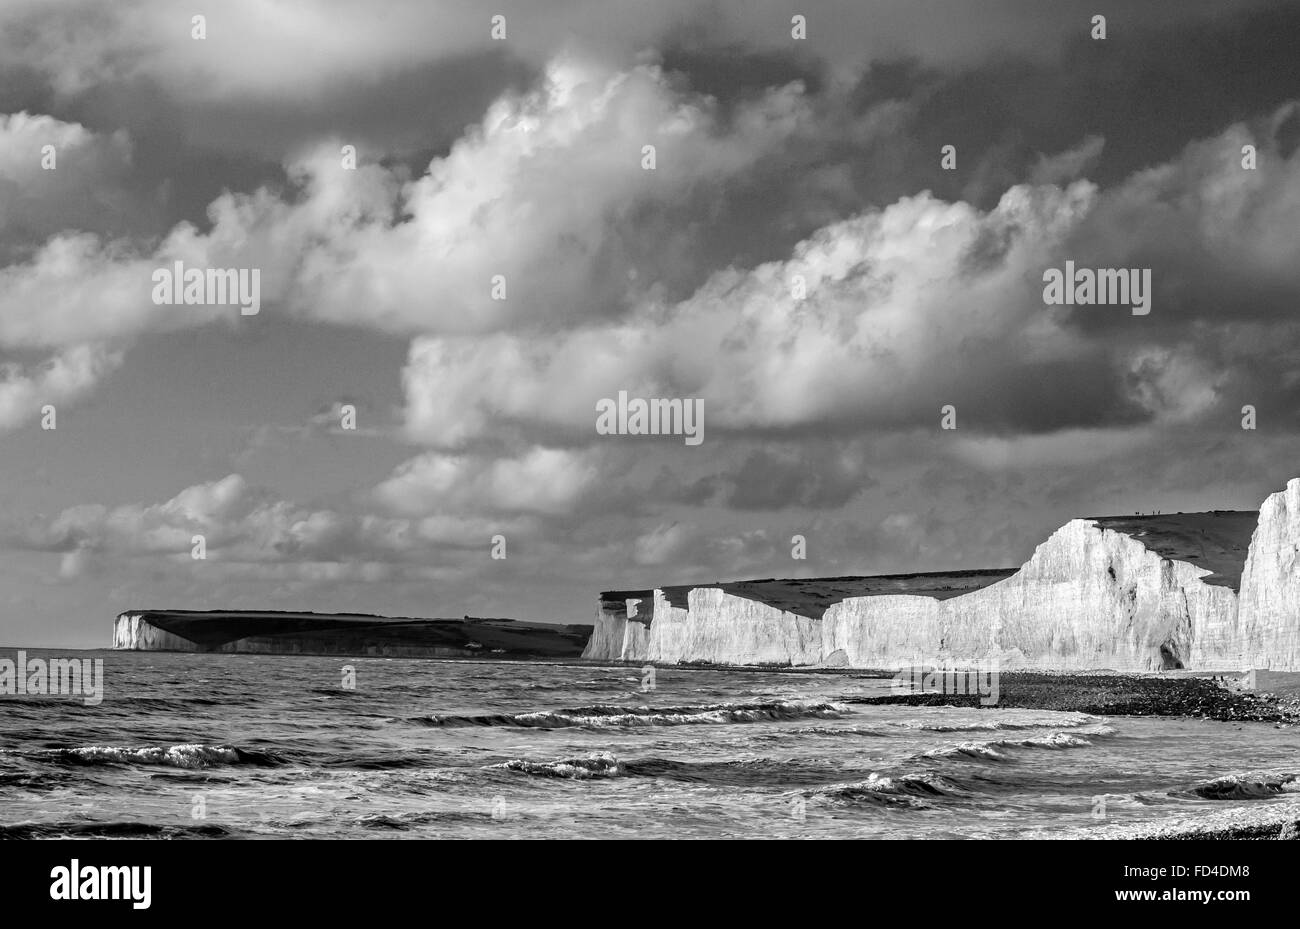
[113,610,590,659]
[584,478,1300,672]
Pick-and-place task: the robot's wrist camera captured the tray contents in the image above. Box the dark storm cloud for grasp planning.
[721,446,875,510]
[844,1,1300,210]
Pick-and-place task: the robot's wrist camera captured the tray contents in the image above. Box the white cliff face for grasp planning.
[887,519,1235,671]
[585,513,1282,670]
[646,587,824,666]
[113,613,199,651]
[580,602,628,660]
[1237,479,1300,670]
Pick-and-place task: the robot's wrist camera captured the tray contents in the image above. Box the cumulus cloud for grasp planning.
[0,113,144,259]
[0,61,813,358]
[21,474,434,575]
[7,51,1293,440]
[19,469,575,580]
[396,106,1300,449]
[0,343,123,432]
[399,183,1098,444]
[0,231,239,350]
[274,59,816,334]
[372,447,604,518]
[0,224,250,431]
[0,56,822,435]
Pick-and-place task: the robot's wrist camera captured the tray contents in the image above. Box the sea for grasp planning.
[1,650,1297,839]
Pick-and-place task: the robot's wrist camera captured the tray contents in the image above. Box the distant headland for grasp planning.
[113,610,589,659]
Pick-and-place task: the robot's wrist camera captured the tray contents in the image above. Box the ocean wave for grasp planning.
[1090,791,1168,808]
[494,751,622,779]
[921,731,1099,761]
[354,810,502,830]
[0,771,77,790]
[806,772,966,808]
[494,753,857,786]
[107,696,248,709]
[784,725,890,737]
[411,700,849,729]
[320,751,457,771]
[0,821,233,839]
[890,713,1100,733]
[6,744,286,769]
[1184,771,1299,801]
[626,756,858,786]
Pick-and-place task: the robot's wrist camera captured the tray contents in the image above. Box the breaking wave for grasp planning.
[5,744,286,769]
[493,751,623,779]
[890,712,1100,733]
[494,753,861,786]
[921,731,1101,761]
[1183,771,1299,800]
[806,772,969,808]
[412,700,849,728]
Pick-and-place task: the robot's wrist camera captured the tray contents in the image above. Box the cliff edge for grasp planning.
[584,483,1296,671]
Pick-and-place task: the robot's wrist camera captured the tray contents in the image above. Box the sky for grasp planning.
[2,0,1299,647]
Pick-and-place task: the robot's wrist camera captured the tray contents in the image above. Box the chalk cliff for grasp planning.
[584,492,1288,670]
[114,610,590,659]
[1236,479,1300,670]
